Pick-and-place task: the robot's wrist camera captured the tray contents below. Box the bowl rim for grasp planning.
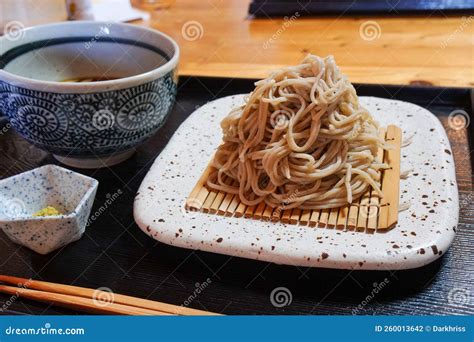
[0,21,180,93]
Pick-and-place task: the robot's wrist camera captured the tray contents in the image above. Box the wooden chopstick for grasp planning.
[0,275,220,316]
[0,285,165,315]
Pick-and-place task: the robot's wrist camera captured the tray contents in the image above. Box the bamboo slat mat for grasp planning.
[186,125,401,231]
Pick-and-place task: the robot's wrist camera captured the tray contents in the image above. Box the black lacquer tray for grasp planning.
[0,76,472,315]
[248,0,474,17]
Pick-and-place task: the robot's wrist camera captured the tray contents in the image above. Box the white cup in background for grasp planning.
[0,0,68,34]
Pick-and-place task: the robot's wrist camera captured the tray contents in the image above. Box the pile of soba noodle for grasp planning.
[207,55,389,210]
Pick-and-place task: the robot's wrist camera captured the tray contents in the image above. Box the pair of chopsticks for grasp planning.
[0,275,220,315]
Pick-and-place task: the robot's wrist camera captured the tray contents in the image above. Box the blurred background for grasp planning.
[1,0,472,87]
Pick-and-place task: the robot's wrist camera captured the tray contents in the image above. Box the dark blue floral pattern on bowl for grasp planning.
[0,71,177,157]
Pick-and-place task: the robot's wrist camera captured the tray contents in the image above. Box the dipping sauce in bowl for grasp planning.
[0,21,179,168]
[61,76,122,83]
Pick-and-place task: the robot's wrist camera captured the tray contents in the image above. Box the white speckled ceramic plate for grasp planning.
[134,95,459,270]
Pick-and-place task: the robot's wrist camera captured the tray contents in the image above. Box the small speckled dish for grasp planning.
[0,165,98,254]
[134,95,459,270]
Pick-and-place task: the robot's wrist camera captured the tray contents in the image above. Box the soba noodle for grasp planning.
[207,55,389,210]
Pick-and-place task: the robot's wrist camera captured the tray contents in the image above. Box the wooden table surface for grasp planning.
[139,0,474,88]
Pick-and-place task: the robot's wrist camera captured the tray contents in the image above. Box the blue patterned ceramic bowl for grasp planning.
[0,21,179,168]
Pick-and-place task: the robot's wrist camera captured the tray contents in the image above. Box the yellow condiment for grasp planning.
[32,206,62,217]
